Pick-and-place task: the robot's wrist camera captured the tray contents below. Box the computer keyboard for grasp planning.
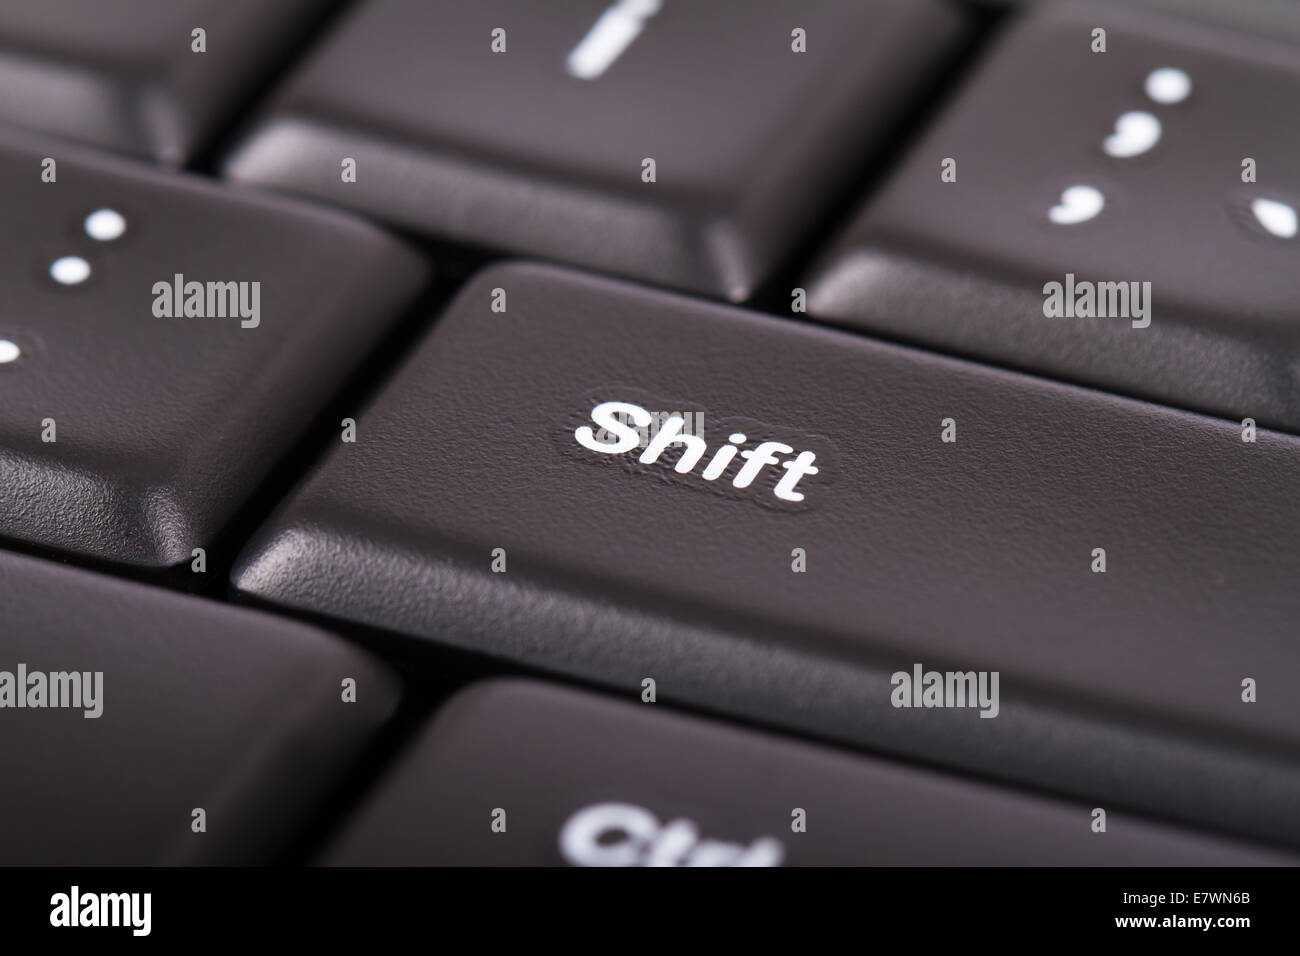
[1,0,1298,891]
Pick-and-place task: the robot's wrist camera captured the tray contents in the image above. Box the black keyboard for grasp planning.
[2,0,1299,883]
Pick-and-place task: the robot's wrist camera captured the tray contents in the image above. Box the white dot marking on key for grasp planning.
[1145,67,1191,105]
[50,256,91,285]
[1251,198,1298,239]
[1103,111,1162,158]
[0,339,20,364]
[84,208,127,241]
[1048,185,1105,225]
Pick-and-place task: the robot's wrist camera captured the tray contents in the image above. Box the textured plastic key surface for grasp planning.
[222,0,965,300]
[0,549,399,866]
[805,1,1300,432]
[0,130,427,569]
[325,680,1294,866]
[0,0,331,165]
[234,262,1300,849]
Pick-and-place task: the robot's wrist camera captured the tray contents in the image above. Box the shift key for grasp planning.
[234,262,1300,850]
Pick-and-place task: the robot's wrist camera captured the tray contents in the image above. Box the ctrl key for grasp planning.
[323,680,1292,867]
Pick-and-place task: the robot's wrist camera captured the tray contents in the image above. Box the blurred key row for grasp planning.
[2,548,1292,865]
[2,1,1297,424]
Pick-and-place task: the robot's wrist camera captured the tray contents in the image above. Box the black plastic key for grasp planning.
[325,680,1292,866]
[805,2,1300,431]
[222,0,964,300]
[234,262,1300,850]
[0,549,398,865]
[0,130,426,569]
[0,0,332,165]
